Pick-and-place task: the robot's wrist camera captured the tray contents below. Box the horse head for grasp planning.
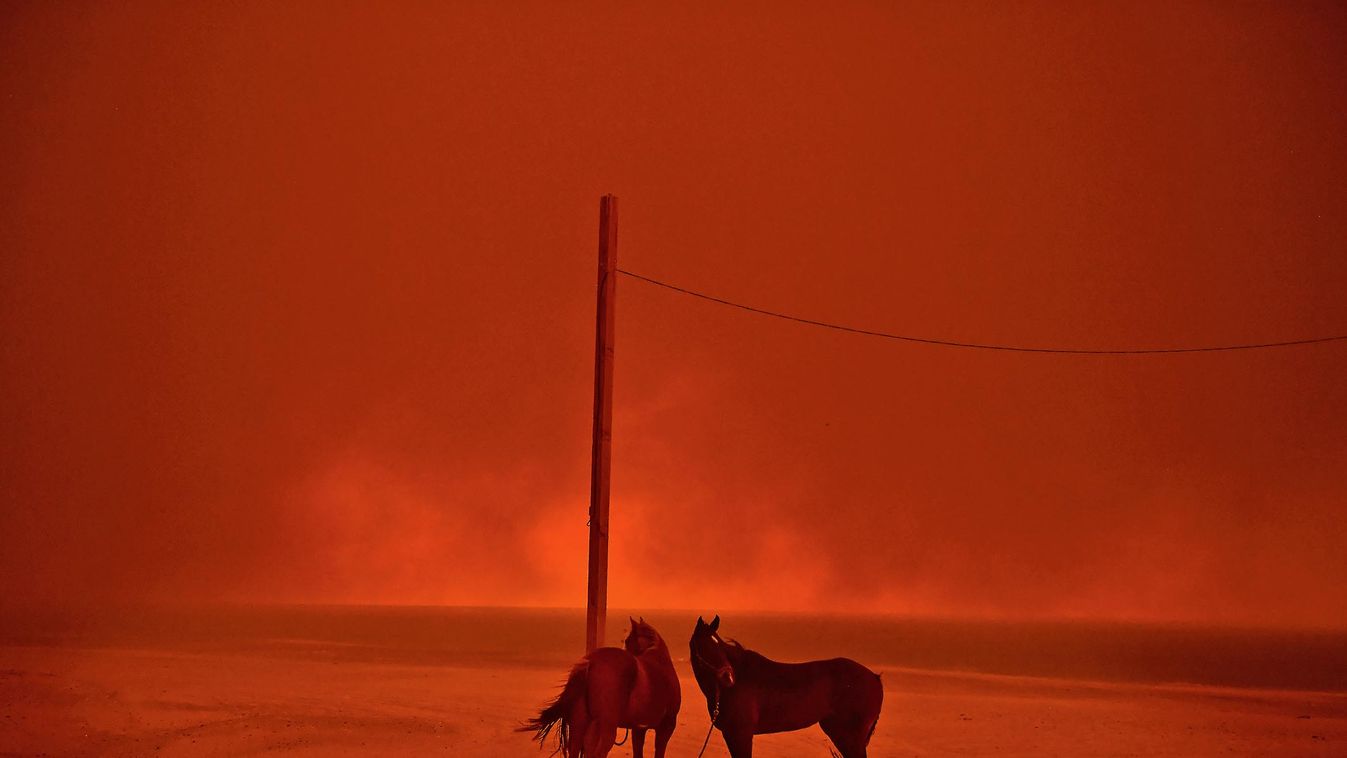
[690,615,735,689]
[623,616,663,655]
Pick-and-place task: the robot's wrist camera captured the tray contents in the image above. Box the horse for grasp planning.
[520,617,681,758]
[689,615,883,758]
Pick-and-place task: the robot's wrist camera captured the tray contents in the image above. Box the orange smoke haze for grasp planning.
[2,1,1345,627]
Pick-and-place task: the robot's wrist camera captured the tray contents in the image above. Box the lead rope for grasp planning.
[695,687,720,758]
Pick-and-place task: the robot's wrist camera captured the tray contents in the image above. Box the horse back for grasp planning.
[736,655,881,735]
[583,648,637,724]
[583,646,681,729]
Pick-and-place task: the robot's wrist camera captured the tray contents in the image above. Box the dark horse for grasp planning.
[690,615,883,758]
[521,617,681,757]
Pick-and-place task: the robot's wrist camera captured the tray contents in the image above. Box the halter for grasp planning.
[695,685,720,758]
[691,647,730,677]
[692,634,735,681]
[692,637,730,758]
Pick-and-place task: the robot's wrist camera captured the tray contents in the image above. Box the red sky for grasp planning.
[3,1,1345,627]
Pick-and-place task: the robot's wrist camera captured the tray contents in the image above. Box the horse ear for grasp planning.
[709,615,720,633]
[639,616,645,624]
[696,616,705,628]
[629,616,636,627]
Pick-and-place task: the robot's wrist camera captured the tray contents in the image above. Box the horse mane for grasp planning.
[717,637,773,675]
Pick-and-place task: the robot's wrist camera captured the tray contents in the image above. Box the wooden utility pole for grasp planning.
[586,195,618,653]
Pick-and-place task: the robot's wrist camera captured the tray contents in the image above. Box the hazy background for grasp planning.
[3,1,1345,627]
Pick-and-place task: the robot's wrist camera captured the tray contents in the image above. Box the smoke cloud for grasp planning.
[3,1,1345,626]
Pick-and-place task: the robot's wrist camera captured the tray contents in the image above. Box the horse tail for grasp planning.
[519,659,589,756]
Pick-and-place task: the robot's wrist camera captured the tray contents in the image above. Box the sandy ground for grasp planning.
[2,643,1344,757]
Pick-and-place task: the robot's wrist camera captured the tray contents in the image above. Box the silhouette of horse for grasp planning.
[521,617,681,757]
[689,615,883,758]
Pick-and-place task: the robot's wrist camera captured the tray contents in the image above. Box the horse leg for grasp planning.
[722,727,754,758]
[580,652,626,758]
[563,691,588,758]
[631,727,647,758]
[583,719,619,758]
[565,711,587,757]
[819,716,866,758]
[652,713,676,758]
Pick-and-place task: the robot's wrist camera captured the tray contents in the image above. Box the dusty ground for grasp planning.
[2,642,1344,757]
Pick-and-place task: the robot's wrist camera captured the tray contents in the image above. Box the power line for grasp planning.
[617,269,1347,355]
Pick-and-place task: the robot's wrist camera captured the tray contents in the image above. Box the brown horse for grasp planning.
[689,615,883,758]
[521,617,681,757]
